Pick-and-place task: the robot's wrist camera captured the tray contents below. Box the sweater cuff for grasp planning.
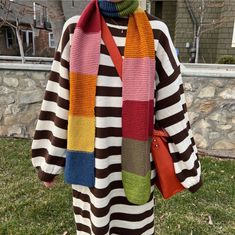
[36,167,58,182]
[188,177,203,193]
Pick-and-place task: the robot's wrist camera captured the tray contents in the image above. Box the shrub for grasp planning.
[217,55,235,64]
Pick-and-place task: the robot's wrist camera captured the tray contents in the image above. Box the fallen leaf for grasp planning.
[208,215,213,225]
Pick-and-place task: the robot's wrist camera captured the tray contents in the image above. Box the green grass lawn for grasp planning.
[0,138,234,235]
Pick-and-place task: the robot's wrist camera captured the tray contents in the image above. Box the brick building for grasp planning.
[0,1,56,57]
[0,0,88,57]
[1,0,234,62]
[150,0,235,63]
[0,24,55,57]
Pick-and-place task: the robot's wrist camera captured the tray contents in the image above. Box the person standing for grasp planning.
[31,0,202,234]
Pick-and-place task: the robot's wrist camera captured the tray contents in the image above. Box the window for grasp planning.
[21,30,33,47]
[232,19,235,47]
[155,1,163,19]
[72,0,75,7]
[5,28,14,48]
[48,32,55,48]
[34,2,45,29]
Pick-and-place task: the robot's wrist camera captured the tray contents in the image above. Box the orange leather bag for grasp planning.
[151,129,184,199]
[101,17,184,199]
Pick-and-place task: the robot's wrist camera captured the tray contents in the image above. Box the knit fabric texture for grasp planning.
[98,0,139,17]
[64,0,155,205]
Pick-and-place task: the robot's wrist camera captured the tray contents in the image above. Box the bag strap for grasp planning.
[101,16,123,80]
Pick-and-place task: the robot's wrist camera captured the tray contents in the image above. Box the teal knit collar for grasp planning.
[98,0,139,17]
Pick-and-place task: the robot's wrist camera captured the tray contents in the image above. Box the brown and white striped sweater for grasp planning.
[32,12,200,188]
[32,14,202,196]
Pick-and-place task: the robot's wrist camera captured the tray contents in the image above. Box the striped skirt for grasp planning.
[72,158,156,234]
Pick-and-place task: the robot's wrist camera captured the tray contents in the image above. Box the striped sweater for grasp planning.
[32,14,202,191]
[31,14,202,233]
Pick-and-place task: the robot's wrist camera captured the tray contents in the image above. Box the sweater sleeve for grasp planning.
[31,21,72,182]
[155,22,202,192]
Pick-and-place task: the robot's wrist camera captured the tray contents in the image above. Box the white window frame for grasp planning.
[48,32,56,48]
[232,19,235,47]
[33,2,44,28]
[21,30,33,47]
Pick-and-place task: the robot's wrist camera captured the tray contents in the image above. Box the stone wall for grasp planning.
[0,64,234,157]
[183,76,235,155]
[0,67,49,138]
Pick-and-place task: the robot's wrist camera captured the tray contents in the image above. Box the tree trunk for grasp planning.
[195,34,200,63]
[46,0,65,48]
[31,25,36,56]
[15,19,25,63]
[195,0,205,64]
[16,28,25,63]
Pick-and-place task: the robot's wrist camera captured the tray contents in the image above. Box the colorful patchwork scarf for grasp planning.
[64,0,155,205]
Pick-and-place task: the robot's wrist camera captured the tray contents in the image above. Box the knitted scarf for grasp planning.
[64,0,155,205]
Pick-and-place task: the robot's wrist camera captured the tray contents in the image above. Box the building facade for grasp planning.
[63,0,235,63]
[0,24,55,57]
[150,0,235,63]
[1,0,234,63]
[0,0,88,57]
[0,0,56,57]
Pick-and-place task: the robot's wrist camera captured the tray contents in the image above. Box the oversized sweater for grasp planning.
[31,13,202,234]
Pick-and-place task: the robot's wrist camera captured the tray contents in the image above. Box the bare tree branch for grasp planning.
[200,17,231,34]
[187,0,233,63]
[0,0,33,62]
[0,16,16,28]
